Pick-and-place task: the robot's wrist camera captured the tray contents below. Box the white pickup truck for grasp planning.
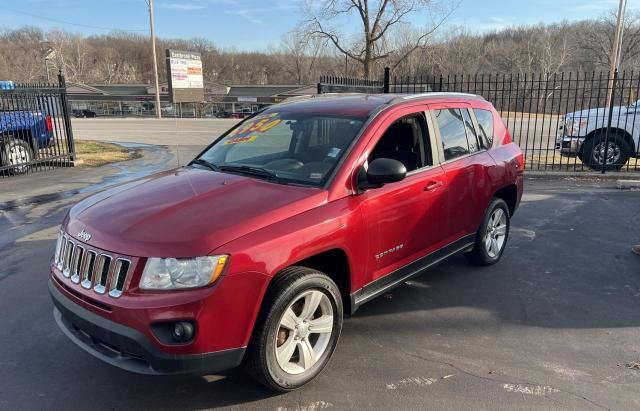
[557,100,640,170]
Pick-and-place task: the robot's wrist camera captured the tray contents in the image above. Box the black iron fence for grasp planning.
[0,73,75,178]
[318,68,640,172]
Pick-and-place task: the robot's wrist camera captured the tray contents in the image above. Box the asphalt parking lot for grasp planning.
[1,147,640,410]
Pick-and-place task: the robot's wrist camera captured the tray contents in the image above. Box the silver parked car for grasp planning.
[557,100,640,170]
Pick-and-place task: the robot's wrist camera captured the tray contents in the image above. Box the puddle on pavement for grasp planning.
[0,146,174,212]
[107,141,157,149]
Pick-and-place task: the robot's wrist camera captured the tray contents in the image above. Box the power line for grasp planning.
[4,6,148,33]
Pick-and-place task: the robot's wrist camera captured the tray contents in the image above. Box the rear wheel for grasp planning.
[582,132,630,171]
[466,198,510,266]
[1,138,33,175]
[244,267,343,391]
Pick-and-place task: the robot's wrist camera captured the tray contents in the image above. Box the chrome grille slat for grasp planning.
[81,251,97,290]
[108,259,131,298]
[93,255,112,295]
[62,241,75,278]
[56,236,68,271]
[70,246,84,284]
[54,232,63,265]
[54,230,131,298]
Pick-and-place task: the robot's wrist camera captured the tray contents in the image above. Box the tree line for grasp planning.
[1,8,639,87]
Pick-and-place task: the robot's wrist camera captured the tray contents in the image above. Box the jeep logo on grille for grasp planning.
[77,230,92,242]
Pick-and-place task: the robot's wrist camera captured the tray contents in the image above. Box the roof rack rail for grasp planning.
[391,92,482,103]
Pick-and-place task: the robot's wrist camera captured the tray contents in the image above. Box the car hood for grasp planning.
[565,106,629,119]
[65,167,327,257]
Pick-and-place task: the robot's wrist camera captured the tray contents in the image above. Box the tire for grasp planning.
[1,138,33,175]
[582,131,631,171]
[244,266,343,391]
[466,198,510,266]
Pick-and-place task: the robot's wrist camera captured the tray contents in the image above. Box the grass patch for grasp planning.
[74,140,141,167]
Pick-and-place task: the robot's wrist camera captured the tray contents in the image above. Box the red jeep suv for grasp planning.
[50,93,523,391]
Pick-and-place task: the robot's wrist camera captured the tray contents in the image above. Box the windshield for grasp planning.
[196,110,366,186]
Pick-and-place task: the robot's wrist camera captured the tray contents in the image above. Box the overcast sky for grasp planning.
[1,0,638,50]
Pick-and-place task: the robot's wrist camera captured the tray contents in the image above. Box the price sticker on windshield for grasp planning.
[228,112,282,139]
[224,135,258,145]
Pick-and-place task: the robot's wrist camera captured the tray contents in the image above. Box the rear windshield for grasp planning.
[197,110,366,186]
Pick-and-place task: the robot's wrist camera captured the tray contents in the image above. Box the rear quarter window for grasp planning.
[474,109,494,148]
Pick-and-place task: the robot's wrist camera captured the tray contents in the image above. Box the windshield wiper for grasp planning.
[190,158,220,172]
[219,165,278,180]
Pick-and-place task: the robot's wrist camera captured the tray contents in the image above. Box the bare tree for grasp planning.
[576,10,640,71]
[3,8,640,87]
[278,29,328,84]
[304,0,458,78]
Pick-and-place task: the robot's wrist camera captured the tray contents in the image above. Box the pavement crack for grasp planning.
[401,349,611,410]
[358,327,610,410]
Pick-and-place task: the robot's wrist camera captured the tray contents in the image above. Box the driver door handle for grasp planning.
[424,181,443,191]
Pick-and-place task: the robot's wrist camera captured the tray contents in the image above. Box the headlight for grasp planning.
[565,117,588,136]
[140,255,229,290]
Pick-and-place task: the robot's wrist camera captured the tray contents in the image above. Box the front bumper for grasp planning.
[556,135,585,156]
[50,280,245,375]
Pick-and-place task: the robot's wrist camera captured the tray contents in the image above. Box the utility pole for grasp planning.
[45,58,51,83]
[606,0,627,107]
[147,0,162,119]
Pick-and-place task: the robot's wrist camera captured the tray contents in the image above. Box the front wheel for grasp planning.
[582,132,630,171]
[244,267,343,391]
[466,198,510,266]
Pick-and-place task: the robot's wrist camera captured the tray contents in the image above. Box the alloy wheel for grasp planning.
[592,142,621,165]
[275,289,334,375]
[484,208,507,259]
[8,144,30,172]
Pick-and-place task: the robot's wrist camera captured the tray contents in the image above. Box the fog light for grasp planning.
[171,321,194,343]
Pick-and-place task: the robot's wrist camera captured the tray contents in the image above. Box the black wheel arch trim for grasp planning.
[581,128,635,155]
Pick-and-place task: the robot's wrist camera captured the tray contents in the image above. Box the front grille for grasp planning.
[54,231,132,298]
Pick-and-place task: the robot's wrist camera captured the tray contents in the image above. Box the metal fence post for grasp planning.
[383,67,390,94]
[57,71,76,164]
[602,69,619,174]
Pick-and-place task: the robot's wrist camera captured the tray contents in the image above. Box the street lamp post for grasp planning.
[147,0,162,119]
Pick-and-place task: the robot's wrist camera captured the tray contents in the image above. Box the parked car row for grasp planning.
[72,109,97,118]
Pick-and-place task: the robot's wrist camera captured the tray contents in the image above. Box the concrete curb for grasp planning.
[525,170,640,180]
[617,180,640,189]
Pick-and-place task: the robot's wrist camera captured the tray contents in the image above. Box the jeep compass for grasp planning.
[50,93,524,391]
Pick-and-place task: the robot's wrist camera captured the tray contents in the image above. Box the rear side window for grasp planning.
[474,109,494,148]
[434,108,470,161]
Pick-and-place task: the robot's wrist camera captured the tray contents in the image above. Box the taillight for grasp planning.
[45,115,53,132]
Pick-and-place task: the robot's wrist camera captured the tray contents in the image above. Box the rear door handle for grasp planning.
[424,181,443,191]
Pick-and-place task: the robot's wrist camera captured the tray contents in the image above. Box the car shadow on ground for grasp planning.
[355,187,640,330]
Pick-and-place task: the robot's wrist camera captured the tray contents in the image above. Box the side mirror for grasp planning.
[359,158,407,191]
